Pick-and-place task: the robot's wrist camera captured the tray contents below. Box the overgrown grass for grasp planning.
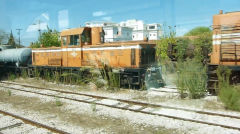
[91,102,97,112]
[8,73,17,81]
[219,85,240,111]
[176,58,207,99]
[61,69,92,85]
[216,66,240,111]
[33,68,41,79]
[8,90,12,96]
[101,63,120,91]
[21,69,28,79]
[12,64,119,90]
[55,97,63,106]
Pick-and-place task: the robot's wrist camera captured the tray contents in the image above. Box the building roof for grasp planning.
[60,27,85,36]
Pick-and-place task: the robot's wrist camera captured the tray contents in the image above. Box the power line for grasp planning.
[16,28,22,47]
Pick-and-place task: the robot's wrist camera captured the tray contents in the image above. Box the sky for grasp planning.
[0,0,240,46]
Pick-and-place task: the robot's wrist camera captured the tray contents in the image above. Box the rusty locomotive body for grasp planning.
[32,27,155,69]
[208,11,240,93]
[0,27,161,88]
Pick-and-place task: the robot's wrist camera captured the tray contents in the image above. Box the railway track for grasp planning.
[0,109,69,134]
[0,81,240,131]
[150,86,179,94]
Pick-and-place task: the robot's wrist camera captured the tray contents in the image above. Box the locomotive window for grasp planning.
[131,48,136,65]
[81,30,91,44]
[0,48,2,51]
[69,35,80,46]
[62,36,67,46]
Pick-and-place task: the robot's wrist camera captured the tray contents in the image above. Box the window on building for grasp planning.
[149,26,155,29]
[69,35,80,45]
[131,49,136,65]
[62,36,67,46]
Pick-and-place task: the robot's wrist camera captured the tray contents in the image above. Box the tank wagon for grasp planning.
[0,48,32,67]
[0,45,14,51]
[208,10,240,93]
[30,27,162,88]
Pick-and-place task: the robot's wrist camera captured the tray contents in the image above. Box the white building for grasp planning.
[120,19,162,41]
[120,19,147,41]
[85,20,162,42]
[147,23,162,40]
[85,21,117,27]
[85,21,132,42]
[103,26,132,42]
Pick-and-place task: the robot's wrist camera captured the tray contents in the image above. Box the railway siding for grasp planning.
[0,112,61,134]
[0,81,240,132]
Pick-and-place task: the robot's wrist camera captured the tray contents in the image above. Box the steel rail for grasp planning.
[0,109,70,134]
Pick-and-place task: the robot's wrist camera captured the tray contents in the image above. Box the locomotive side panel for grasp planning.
[32,49,62,66]
[208,11,240,93]
[66,49,82,67]
[81,45,140,68]
[211,11,240,65]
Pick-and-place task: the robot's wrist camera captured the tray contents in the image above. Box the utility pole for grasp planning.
[16,28,22,48]
[38,20,42,38]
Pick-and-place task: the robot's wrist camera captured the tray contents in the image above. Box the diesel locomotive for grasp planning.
[0,27,164,89]
[208,10,240,93]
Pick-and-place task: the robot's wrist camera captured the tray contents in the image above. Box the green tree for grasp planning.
[184,26,212,61]
[174,38,191,60]
[156,26,176,62]
[192,32,212,61]
[184,26,211,36]
[31,27,60,48]
[7,30,16,47]
[30,41,41,48]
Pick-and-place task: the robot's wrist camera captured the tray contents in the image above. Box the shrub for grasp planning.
[101,63,120,90]
[8,90,12,96]
[216,66,240,111]
[219,85,240,111]
[91,102,97,112]
[174,38,191,60]
[55,97,63,107]
[156,26,176,62]
[33,68,40,79]
[8,73,16,81]
[21,69,28,79]
[176,58,207,99]
[94,79,106,89]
